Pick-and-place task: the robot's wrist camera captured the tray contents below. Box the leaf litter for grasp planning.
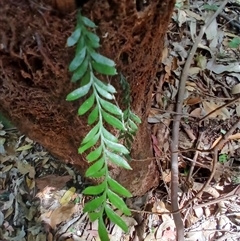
[150,0,240,240]
[1,1,240,241]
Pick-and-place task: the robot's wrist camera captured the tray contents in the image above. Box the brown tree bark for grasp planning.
[0,0,175,196]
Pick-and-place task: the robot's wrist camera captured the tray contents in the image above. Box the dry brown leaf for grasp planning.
[185,96,202,105]
[190,108,202,117]
[231,83,240,94]
[162,169,171,183]
[41,203,77,229]
[35,175,72,190]
[202,101,230,119]
[189,67,201,75]
[228,133,240,140]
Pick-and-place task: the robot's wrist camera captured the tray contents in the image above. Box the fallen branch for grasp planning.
[170,1,229,240]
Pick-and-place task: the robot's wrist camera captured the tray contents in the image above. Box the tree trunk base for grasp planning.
[0,0,175,196]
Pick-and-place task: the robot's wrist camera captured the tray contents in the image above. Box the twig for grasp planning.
[186,132,204,183]
[199,96,240,125]
[170,1,229,240]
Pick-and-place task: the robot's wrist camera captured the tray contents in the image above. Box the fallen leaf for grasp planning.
[60,187,76,205]
[35,175,72,190]
[16,144,32,151]
[231,83,240,94]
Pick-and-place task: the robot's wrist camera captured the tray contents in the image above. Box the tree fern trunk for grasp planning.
[0,0,175,196]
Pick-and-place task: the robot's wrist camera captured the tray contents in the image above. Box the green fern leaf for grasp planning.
[92,61,117,75]
[83,196,105,212]
[83,181,106,195]
[128,119,138,131]
[106,150,132,170]
[99,98,123,116]
[89,211,101,222]
[88,105,99,124]
[86,145,103,162]
[98,217,109,241]
[102,111,125,131]
[86,31,100,46]
[94,77,116,93]
[94,83,114,100]
[66,81,92,101]
[90,52,115,67]
[81,122,100,145]
[104,139,129,154]
[107,190,131,216]
[102,127,118,142]
[69,47,87,72]
[130,111,141,124]
[82,16,96,28]
[107,177,132,197]
[78,132,100,153]
[71,58,89,82]
[67,28,81,47]
[78,93,95,115]
[105,204,128,232]
[87,167,106,178]
[85,157,105,177]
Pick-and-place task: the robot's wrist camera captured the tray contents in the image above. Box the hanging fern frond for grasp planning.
[66,11,141,241]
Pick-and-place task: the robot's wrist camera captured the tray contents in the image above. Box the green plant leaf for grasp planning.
[105,204,128,232]
[98,217,109,241]
[66,81,92,101]
[92,61,117,75]
[102,111,125,131]
[86,31,100,46]
[94,83,114,100]
[102,127,118,142]
[67,28,81,47]
[90,52,115,67]
[104,139,129,154]
[71,58,89,82]
[82,16,96,28]
[94,76,116,94]
[76,35,85,53]
[88,105,99,125]
[83,195,105,212]
[78,132,100,153]
[81,122,100,145]
[83,181,106,195]
[229,37,240,48]
[85,157,105,177]
[130,111,141,124]
[69,47,87,72]
[80,71,93,87]
[86,38,100,49]
[78,93,95,115]
[99,98,123,116]
[107,177,132,197]
[86,145,103,162]
[128,119,138,132]
[89,211,101,222]
[106,150,132,170]
[107,190,131,216]
[88,167,106,178]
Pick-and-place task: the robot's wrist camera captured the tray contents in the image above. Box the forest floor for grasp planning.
[1,0,240,241]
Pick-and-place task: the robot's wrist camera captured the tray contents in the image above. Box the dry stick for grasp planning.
[170,1,229,240]
[199,95,240,125]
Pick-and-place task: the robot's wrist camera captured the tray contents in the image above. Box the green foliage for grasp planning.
[119,74,141,159]
[229,37,240,49]
[66,11,140,240]
[218,153,228,164]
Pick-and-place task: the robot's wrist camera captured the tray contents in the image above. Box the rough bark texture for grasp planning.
[0,0,175,196]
